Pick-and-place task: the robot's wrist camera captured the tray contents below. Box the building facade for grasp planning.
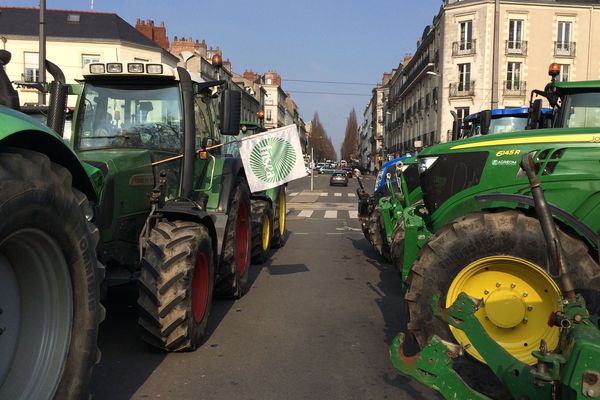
[381,0,600,154]
[0,7,178,106]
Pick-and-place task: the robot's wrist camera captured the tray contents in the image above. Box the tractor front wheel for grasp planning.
[251,199,273,264]
[0,149,102,400]
[271,186,287,248]
[138,220,215,351]
[390,219,405,274]
[405,210,600,393]
[368,207,390,262]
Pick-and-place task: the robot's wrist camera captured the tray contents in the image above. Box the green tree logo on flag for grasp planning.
[249,137,296,183]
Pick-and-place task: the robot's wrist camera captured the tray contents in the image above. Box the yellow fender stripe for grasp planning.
[450,134,600,150]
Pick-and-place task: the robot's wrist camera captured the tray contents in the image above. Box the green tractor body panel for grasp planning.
[417,127,600,250]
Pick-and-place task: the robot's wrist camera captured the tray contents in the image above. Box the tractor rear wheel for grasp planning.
[215,178,251,298]
[271,186,286,248]
[405,210,600,394]
[251,199,273,264]
[368,207,390,262]
[138,220,214,351]
[0,149,102,400]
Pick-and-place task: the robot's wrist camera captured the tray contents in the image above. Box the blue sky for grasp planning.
[8,0,442,155]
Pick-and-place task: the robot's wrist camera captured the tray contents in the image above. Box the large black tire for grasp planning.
[138,220,215,351]
[405,210,600,396]
[214,178,251,298]
[271,186,287,248]
[250,199,273,264]
[368,207,390,262]
[0,148,102,400]
[390,219,405,273]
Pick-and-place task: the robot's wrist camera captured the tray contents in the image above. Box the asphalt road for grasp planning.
[90,173,439,400]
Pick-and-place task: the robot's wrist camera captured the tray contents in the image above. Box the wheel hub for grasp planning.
[484,288,526,329]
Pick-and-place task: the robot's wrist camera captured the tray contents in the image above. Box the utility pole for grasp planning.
[38,0,46,105]
[491,0,500,109]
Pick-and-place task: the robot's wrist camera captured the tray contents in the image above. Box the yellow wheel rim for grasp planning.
[261,213,271,251]
[446,256,562,365]
[278,191,286,236]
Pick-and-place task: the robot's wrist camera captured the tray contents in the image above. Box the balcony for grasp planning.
[449,81,475,98]
[452,40,476,56]
[503,80,527,97]
[505,40,528,56]
[554,41,576,57]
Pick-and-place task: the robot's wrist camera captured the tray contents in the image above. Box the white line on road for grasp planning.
[326,232,343,235]
[298,210,314,218]
[349,210,358,219]
[347,193,356,198]
[324,210,337,219]
[288,192,298,197]
[319,193,328,197]
[334,193,342,197]
[293,232,309,235]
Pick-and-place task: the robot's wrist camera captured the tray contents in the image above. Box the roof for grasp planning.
[0,7,159,49]
[465,108,553,122]
[555,80,600,91]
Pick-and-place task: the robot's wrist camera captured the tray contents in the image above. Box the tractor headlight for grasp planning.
[418,156,439,174]
[374,169,384,192]
[89,63,105,74]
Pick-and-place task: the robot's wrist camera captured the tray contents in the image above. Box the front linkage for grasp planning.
[391,154,600,400]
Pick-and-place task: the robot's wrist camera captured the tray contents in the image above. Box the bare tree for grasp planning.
[340,109,358,162]
[309,113,337,161]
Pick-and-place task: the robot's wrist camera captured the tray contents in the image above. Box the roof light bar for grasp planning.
[89,63,105,74]
[106,63,123,73]
[128,63,144,73]
[146,64,163,74]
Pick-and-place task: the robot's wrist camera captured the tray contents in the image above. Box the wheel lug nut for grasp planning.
[510,283,516,289]
[496,282,501,288]
[527,305,533,311]
[523,318,528,324]
[523,292,528,297]
[484,289,489,295]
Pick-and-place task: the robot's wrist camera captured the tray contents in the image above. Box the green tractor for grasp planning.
[0,50,104,399]
[394,64,600,389]
[49,58,285,351]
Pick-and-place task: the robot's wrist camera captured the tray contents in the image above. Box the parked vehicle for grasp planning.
[0,50,104,400]
[461,106,552,139]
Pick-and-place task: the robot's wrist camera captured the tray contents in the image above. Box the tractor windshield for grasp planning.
[562,92,600,128]
[75,83,183,152]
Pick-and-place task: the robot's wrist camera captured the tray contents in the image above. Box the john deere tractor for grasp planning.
[45,57,285,352]
[396,64,600,392]
[0,50,104,399]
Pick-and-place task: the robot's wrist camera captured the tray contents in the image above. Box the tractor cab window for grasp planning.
[75,83,183,152]
[562,92,600,128]
[194,94,221,154]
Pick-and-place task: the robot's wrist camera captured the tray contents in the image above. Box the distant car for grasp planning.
[329,170,348,186]
[342,167,353,178]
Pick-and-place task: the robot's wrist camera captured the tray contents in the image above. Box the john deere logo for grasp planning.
[249,137,296,183]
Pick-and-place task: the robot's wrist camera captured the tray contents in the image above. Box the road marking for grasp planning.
[298,210,313,218]
[349,210,358,219]
[324,210,337,219]
[294,232,309,235]
[334,193,342,197]
[326,232,343,235]
[347,193,356,198]
[289,192,299,197]
[319,193,328,197]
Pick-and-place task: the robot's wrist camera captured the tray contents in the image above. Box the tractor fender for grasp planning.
[475,193,599,250]
[158,201,219,266]
[1,129,100,201]
[216,157,246,213]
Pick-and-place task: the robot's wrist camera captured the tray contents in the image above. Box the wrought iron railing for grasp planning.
[554,41,576,57]
[449,81,475,97]
[505,40,528,55]
[503,80,527,96]
[452,40,476,56]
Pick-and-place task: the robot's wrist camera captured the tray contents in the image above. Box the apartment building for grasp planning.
[0,7,178,106]
[383,0,600,154]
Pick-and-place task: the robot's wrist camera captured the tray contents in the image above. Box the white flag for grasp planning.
[239,124,306,193]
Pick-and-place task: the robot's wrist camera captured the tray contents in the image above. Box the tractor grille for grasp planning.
[421,152,488,213]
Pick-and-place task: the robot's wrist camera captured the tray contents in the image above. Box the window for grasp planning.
[506,62,522,90]
[82,54,101,67]
[458,63,471,91]
[508,19,523,49]
[459,20,473,50]
[67,14,80,24]
[456,107,470,128]
[558,64,570,82]
[266,109,272,121]
[556,21,572,55]
[24,51,39,82]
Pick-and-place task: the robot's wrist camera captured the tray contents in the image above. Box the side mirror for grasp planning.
[353,169,361,177]
[480,110,492,135]
[0,50,20,111]
[219,89,241,135]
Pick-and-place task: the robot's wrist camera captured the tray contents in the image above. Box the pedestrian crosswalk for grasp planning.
[287,209,359,220]
[288,191,357,198]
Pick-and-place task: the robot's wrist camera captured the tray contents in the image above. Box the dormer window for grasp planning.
[67,14,80,24]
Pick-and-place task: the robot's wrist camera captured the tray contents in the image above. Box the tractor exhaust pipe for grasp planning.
[520,154,576,301]
[45,60,67,136]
